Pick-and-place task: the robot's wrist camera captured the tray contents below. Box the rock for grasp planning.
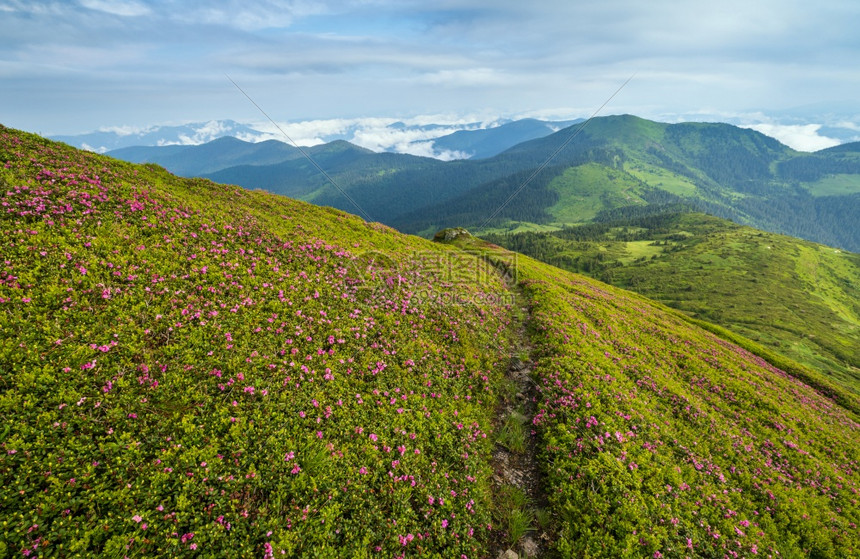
[433,227,471,242]
[521,536,539,557]
[498,550,518,559]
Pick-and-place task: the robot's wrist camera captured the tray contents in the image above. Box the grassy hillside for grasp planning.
[450,235,860,558]
[2,127,860,558]
[0,126,516,557]
[484,213,860,394]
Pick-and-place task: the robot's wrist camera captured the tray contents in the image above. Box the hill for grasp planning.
[2,126,859,557]
[52,120,263,152]
[483,212,860,394]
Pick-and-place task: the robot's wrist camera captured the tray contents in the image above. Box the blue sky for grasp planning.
[2,0,859,150]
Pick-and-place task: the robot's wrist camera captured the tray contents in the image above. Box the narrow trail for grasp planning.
[488,276,551,559]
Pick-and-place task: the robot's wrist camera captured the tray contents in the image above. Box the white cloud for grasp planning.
[403,141,471,161]
[833,120,860,132]
[417,67,509,87]
[743,123,841,152]
[170,0,329,31]
[236,114,501,158]
[80,142,107,153]
[78,0,150,17]
[98,124,155,136]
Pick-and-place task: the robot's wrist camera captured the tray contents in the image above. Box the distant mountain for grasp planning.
[61,117,581,160]
[428,118,582,159]
[389,115,860,251]
[109,137,301,176]
[52,119,262,153]
[203,140,443,203]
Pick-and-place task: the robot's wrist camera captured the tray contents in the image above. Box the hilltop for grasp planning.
[2,126,859,558]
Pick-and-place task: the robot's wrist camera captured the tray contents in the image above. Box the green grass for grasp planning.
[804,173,860,196]
[492,484,534,546]
[625,161,699,196]
[505,508,534,546]
[484,212,860,394]
[616,240,665,264]
[546,163,647,223]
[496,411,528,454]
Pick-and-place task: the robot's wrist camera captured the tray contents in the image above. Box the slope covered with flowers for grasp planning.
[3,125,860,559]
[0,126,517,557]
[462,238,860,558]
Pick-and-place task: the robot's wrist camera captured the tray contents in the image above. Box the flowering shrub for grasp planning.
[0,126,515,557]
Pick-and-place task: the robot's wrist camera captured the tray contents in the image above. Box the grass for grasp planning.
[4,126,860,558]
[804,173,860,196]
[546,163,647,224]
[496,411,528,454]
[625,161,699,196]
[493,484,534,546]
[484,212,860,394]
[505,508,535,546]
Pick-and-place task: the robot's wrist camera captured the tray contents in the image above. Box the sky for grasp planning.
[1,0,859,151]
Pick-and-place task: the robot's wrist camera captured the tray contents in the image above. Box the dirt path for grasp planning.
[488,279,551,559]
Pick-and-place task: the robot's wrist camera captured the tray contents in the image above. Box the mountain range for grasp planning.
[104,115,860,252]
[54,117,580,160]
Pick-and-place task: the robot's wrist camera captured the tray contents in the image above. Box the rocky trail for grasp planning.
[488,279,552,559]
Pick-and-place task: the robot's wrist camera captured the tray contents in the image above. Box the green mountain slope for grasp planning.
[483,212,860,394]
[0,126,515,557]
[430,118,582,159]
[2,126,859,558]
[393,116,860,251]
[455,236,860,558]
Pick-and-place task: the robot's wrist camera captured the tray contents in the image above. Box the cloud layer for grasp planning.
[1,0,858,138]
